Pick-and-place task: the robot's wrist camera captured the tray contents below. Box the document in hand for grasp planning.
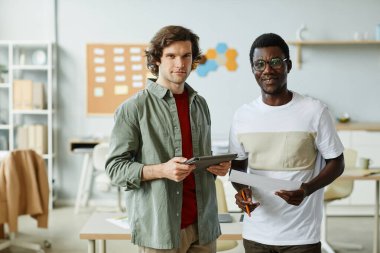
[229,170,302,192]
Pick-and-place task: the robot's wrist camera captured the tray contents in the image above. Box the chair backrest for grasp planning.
[215,178,228,213]
[92,143,110,171]
[324,148,357,201]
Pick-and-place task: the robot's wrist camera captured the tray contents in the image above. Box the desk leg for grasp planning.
[88,240,95,253]
[374,181,379,253]
[75,153,91,214]
[99,240,106,253]
[83,156,95,207]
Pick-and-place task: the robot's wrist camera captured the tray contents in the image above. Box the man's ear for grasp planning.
[287,59,292,73]
[155,61,160,66]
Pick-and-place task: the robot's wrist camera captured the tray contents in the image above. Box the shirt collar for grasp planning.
[146,78,198,100]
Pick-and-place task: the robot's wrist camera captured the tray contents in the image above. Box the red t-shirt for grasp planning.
[173,89,197,229]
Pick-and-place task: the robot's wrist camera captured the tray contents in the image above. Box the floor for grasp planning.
[0,206,375,253]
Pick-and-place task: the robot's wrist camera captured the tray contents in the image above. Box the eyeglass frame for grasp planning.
[252,57,288,72]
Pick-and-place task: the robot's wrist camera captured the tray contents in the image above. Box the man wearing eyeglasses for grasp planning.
[229,33,344,253]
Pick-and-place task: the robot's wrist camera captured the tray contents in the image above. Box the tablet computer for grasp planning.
[182,153,237,169]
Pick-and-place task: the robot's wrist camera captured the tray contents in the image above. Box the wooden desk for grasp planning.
[339,169,380,253]
[80,212,242,253]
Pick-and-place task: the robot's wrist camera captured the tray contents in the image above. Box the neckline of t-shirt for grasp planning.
[256,91,299,111]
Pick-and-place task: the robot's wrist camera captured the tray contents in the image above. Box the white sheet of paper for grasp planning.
[114,56,125,63]
[229,170,302,192]
[113,47,125,54]
[132,64,142,71]
[114,65,126,72]
[130,47,141,54]
[94,57,105,64]
[95,66,106,73]
[94,48,104,55]
[115,75,126,82]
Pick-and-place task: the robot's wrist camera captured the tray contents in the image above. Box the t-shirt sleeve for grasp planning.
[316,107,344,159]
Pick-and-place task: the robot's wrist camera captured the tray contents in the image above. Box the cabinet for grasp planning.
[288,40,380,69]
[0,41,55,208]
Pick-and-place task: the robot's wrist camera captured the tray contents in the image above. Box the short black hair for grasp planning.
[249,33,290,68]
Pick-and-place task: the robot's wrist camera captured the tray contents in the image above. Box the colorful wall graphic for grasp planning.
[196,43,238,77]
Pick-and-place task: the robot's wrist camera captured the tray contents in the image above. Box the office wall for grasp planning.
[1,0,380,202]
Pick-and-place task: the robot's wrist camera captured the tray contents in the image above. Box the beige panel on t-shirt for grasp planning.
[238,132,317,171]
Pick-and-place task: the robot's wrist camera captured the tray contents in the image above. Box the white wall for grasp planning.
[1,0,380,202]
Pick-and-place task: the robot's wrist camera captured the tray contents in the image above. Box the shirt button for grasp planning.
[176,191,179,195]
[176,213,179,216]
[175,148,179,152]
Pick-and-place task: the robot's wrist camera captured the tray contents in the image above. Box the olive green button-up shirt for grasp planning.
[105,79,221,249]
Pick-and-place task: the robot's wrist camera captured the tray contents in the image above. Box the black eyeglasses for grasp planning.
[252,57,288,72]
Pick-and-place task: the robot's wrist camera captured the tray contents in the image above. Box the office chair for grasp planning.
[321,148,362,253]
[215,178,239,252]
[91,143,124,212]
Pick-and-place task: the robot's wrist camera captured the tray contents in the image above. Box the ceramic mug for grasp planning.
[359,157,371,170]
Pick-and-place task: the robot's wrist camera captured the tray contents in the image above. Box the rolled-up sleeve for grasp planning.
[105,101,144,190]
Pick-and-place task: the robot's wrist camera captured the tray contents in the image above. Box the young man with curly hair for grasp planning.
[106,25,230,253]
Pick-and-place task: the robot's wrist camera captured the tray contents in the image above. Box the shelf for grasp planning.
[336,122,380,131]
[288,40,380,69]
[12,65,50,70]
[0,40,55,209]
[0,125,10,130]
[12,109,49,115]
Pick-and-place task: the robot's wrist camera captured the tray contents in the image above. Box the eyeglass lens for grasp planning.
[253,58,286,71]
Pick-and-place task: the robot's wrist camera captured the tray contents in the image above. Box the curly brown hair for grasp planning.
[146,25,202,76]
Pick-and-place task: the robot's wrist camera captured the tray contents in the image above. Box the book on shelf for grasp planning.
[17,125,29,149]
[13,80,32,110]
[32,82,45,109]
[13,79,45,110]
[16,124,47,154]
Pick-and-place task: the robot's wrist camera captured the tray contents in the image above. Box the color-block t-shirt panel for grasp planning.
[238,131,317,171]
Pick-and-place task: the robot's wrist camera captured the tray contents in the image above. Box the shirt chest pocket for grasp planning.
[283,132,317,170]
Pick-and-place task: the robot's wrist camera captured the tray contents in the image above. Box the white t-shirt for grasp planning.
[229,91,344,245]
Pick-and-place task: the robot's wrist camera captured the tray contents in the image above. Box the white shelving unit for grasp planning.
[0,40,55,208]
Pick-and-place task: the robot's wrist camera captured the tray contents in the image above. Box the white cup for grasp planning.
[359,157,371,169]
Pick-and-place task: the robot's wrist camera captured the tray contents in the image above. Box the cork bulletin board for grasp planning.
[87,44,150,115]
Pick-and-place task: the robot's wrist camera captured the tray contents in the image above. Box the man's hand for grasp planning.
[235,188,260,215]
[207,161,231,176]
[162,157,196,182]
[275,186,307,206]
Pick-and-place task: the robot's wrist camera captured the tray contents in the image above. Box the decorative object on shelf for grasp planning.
[31,50,47,65]
[19,51,26,65]
[376,24,380,41]
[337,112,351,123]
[296,24,307,41]
[354,32,363,41]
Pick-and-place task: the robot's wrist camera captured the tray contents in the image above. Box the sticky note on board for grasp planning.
[114,85,129,95]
